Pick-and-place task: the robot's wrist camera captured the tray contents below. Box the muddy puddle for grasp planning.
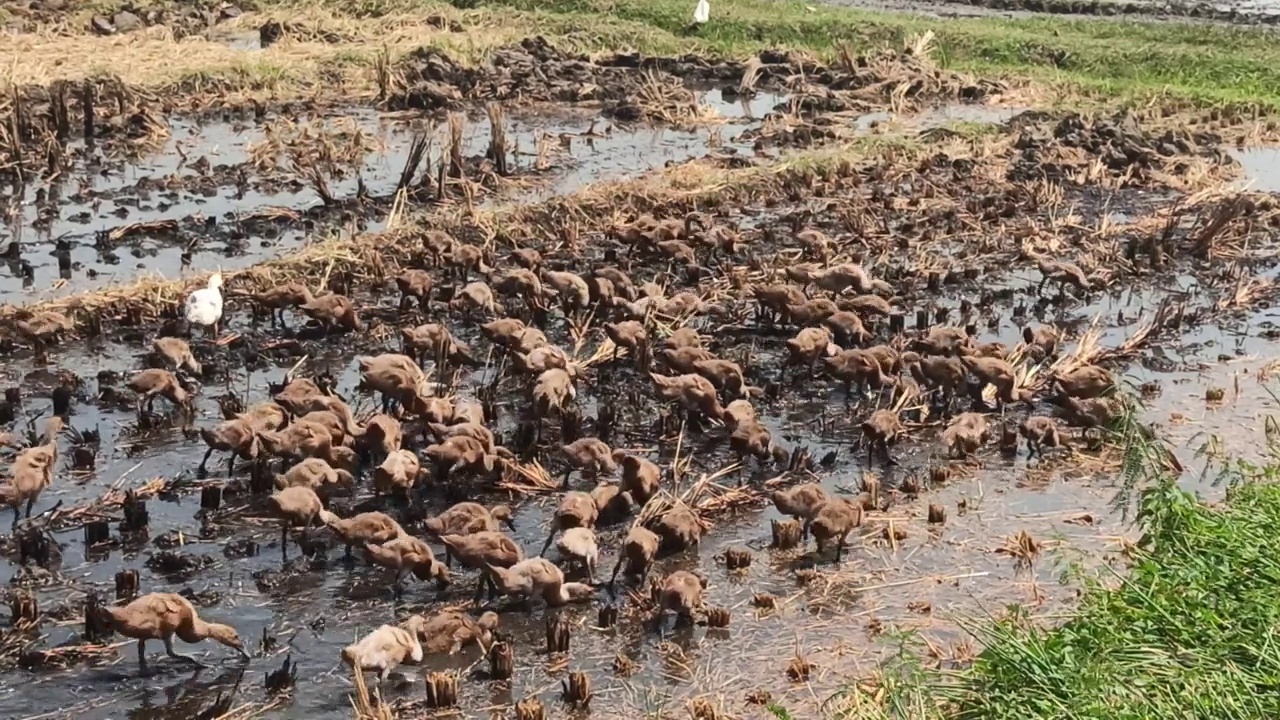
[1,89,790,306]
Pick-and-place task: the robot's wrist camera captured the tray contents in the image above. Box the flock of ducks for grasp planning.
[0,211,1121,687]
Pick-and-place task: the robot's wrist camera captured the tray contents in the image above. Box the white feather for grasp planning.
[693,0,709,23]
[185,273,224,328]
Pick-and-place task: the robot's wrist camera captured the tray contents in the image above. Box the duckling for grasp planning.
[960,355,1026,408]
[660,346,715,374]
[424,502,516,539]
[594,267,636,301]
[692,358,746,397]
[490,269,544,309]
[405,610,499,655]
[604,320,648,364]
[358,354,426,413]
[825,348,892,396]
[127,369,196,416]
[786,298,840,326]
[532,368,577,421]
[402,323,476,367]
[450,281,501,316]
[512,345,573,375]
[484,558,595,607]
[300,292,361,332]
[405,393,455,425]
[395,269,434,309]
[481,318,530,351]
[590,482,635,525]
[539,491,598,556]
[449,243,490,279]
[267,486,338,559]
[373,449,422,497]
[5,416,62,525]
[730,420,783,472]
[1022,325,1061,359]
[649,372,726,422]
[658,291,705,317]
[16,310,73,351]
[257,419,335,462]
[424,435,495,480]
[656,570,705,627]
[560,437,617,488]
[236,401,288,430]
[295,410,349,448]
[422,229,456,264]
[901,351,966,410]
[811,498,863,561]
[651,504,701,552]
[771,483,831,539]
[556,527,599,583]
[325,511,405,558]
[341,623,422,682]
[754,284,806,321]
[814,262,875,295]
[199,417,259,477]
[1020,416,1063,458]
[616,452,661,504]
[823,311,871,347]
[862,409,903,464]
[541,269,590,313]
[427,421,495,453]
[795,228,833,260]
[721,399,757,432]
[274,457,355,496]
[1051,365,1114,400]
[236,282,313,327]
[942,412,990,459]
[357,414,402,461]
[913,326,971,357]
[842,294,894,318]
[510,248,542,270]
[151,337,201,376]
[364,535,450,595]
[1047,394,1122,428]
[786,327,833,373]
[101,592,248,672]
[610,525,661,585]
[1030,252,1091,296]
[438,531,523,598]
[664,327,703,350]
[655,239,697,265]
[272,377,329,416]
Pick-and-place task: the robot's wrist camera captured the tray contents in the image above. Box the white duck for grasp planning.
[186,272,224,337]
[693,0,709,24]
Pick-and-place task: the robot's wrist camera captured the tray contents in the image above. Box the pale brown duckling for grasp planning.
[811,498,863,561]
[422,229,456,264]
[814,262,875,295]
[101,592,248,671]
[16,310,73,351]
[489,268,544,309]
[1020,415,1063,458]
[512,345,573,375]
[127,369,196,416]
[609,525,661,585]
[901,351,966,407]
[257,419,335,462]
[841,294,895,318]
[692,357,746,397]
[1051,365,1114,400]
[274,457,355,497]
[664,327,703,350]
[151,337,201,376]
[438,531,523,598]
[401,323,477,367]
[237,282,313,327]
[730,419,784,471]
[786,327,833,372]
[656,570,705,627]
[1047,394,1122,428]
[5,416,62,525]
[604,320,648,364]
[450,243,490,278]
[405,393,455,425]
[786,298,840,326]
[357,414,402,461]
[862,409,903,464]
[771,482,831,539]
[395,269,434,308]
[532,368,576,419]
[364,535,450,595]
[660,346,715,375]
[271,377,329,416]
[825,348,893,396]
[658,291,705,318]
[651,504,702,552]
[373,449,422,497]
[481,318,530,351]
[913,326,971,357]
[539,491,599,556]
[424,435,495,480]
[1023,325,1061,358]
[795,228,833,260]
[424,501,516,538]
[1030,252,1092,296]
[199,417,259,476]
[236,401,289,430]
[594,267,636,301]
[449,281,502,316]
[590,481,635,525]
[300,292,361,331]
[556,527,599,583]
[824,311,872,347]
[427,421,496,454]
[942,412,990,459]
[615,451,661,504]
[960,355,1028,408]
[484,557,595,607]
[267,485,338,559]
[649,372,726,422]
[721,399,757,432]
[358,353,427,413]
[295,410,348,448]
[325,511,405,558]
[754,284,806,320]
[509,247,542,270]
[406,610,499,655]
[541,269,591,312]
[560,437,617,488]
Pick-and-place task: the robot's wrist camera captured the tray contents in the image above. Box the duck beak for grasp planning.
[238,647,252,660]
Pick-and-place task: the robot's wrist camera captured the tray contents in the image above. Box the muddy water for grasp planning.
[0,90,784,306]
[0,269,1253,719]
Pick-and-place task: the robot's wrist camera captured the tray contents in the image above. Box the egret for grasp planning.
[693,0,709,24]
[185,272,224,337]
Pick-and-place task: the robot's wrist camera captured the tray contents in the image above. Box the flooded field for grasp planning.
[2,23,1280,720]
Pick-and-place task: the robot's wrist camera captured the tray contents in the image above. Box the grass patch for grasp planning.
[9,0,1280,111]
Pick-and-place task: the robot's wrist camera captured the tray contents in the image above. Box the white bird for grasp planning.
[693,0,710,24]
[185,272,224,337]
